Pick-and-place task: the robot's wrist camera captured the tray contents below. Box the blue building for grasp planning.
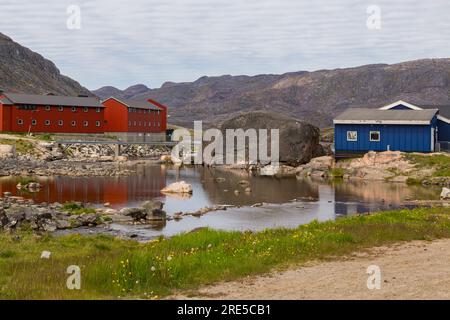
[334,102,441,156]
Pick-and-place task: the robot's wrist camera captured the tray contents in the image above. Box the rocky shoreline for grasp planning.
[0,141,172,177]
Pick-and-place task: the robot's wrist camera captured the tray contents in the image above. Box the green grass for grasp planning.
[35,134,53,141]
[0,138,35,155]
[405,154,450,177]
[2,207,450,299]
[330,167,346,178]
[61,202,96,215]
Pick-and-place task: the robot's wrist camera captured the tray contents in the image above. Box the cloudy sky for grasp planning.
[1,0,450,90]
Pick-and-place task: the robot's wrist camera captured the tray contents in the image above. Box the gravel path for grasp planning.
[173,239,450,300]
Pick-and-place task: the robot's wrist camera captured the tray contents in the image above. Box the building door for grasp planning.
[431,127,435,152]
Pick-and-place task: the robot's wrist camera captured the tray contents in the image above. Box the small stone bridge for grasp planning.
[56,140,177,156]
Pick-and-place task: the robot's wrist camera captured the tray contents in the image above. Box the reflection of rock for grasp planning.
[161,192,193,200]
[441,188,450,200]
[161,181,193,194]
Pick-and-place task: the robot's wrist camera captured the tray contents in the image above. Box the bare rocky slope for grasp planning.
[94,59,450,128]
[0,32,91,96]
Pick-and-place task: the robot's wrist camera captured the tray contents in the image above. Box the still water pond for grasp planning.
[0,164,441,238]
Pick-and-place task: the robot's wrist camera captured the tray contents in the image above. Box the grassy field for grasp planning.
[1,207,450,299]
[405,153,450,177]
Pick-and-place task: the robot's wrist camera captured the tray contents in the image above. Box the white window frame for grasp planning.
[346,131,357,142]
[58,120,63,126]
[370,131,381,142]
[45,106,51,111]
[17,119,23,125]
[96,107,101,113]
[72,107,77,112]
[83,107,89,112]
[71,121,76,127]
[45,120,51,126]
[95,121,100,127]
[83,121,89,127]
[58,106,64,112]
[31,119,37,126]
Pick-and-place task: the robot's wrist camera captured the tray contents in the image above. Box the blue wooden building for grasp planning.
[334,102,441,156]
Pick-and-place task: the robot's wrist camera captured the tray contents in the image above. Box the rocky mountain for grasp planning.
[94,84,150,100]
[94,59,450,128]
[0,32,91,96]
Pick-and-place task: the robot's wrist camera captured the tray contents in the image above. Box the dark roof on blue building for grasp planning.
[334,108,438,125]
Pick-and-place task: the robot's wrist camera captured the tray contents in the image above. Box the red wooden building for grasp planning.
[102,97,167,141]
[0,92,168,140]
[0,92,105,134]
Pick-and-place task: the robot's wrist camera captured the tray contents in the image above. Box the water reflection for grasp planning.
[0,164,442,237]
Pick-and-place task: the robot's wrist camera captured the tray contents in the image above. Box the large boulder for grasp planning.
[142,200,166,221]
[119,207,147,220]
[161,181,193,194]
[218,111,324,166]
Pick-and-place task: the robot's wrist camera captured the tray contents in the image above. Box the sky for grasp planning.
[1,0,450,90]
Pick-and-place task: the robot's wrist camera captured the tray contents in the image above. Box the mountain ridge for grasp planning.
[94,58,450,127]
[0,32,92,96]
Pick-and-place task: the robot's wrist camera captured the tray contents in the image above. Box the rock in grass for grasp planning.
[441,187,450,200]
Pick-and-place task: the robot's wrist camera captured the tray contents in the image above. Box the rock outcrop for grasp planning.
[94,58,450,128]
[0,32,92,96]
[218,111,324,166]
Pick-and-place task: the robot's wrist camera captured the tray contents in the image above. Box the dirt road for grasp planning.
[174,239,450,300]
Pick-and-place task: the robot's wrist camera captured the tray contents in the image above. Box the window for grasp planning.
[95,121,100,127]
[58,106,64,112]
[347,131,357,142]
[45,106,51,111]
[96,107,101,113]
[144,122,146,127]
[58,120,63,126]
[31,119,37,126]
[148,122,151,126]
[158,122,160,127]
[128,121,131,126]
[72,107,77,112]
[139,121,141,126]
[18,105,36,110]
[157,110,160,115]
[83,121,89,127]
[45,120,51,126]
[134,121,137,126]
[83,107,88,112]
[370,131,380,142]
[71,121,76,127]
[17,119,23,125]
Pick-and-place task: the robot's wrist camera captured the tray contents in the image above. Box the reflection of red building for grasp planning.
[0,92,105,133]
[0,166,167,208]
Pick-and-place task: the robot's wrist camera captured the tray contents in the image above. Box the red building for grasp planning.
[102,97,167,141]
[0,92,105,134]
